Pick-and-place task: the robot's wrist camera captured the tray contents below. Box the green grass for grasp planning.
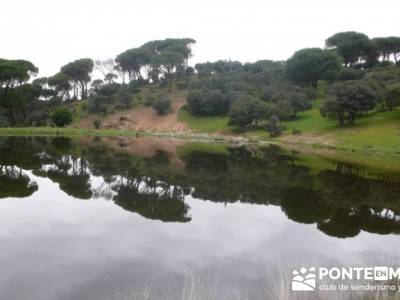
[178,106,231,133]
[280,99,400,154]
[282,99,336,133]
[327,109,400,153]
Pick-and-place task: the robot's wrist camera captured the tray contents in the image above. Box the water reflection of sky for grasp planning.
[1,171,400,300]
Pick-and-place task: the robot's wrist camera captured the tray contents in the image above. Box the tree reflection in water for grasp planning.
[1,136,400,237]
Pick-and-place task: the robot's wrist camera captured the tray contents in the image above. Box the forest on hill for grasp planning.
[1,32,400,139]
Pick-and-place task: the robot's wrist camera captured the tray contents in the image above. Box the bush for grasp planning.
[152,96,172,115]
[292,128,301,135]
[93,119,101,129]
[177,81,189,90]
[228,97,266,128]
[88,95,110,114]
[267,116,282,137]
[187,89,230,116]
[51,107,73,127]
[144,93,157,107]
[0,109,10,127]
[27,111,49,127]
[96,83,121,97]
[115,90,133,110]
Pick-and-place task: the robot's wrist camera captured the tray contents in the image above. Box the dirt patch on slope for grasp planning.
[102,90,188,132]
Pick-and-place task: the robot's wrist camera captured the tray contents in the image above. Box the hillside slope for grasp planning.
[74,90,188,132]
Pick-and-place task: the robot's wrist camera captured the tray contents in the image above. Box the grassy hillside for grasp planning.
[281,102,400,154]
[176,82,400,154]
[2,81,399,155]
[178,106,231,133]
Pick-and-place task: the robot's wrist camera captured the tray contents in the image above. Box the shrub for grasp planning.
[115,90,133,110]
[292,128,302,135]
[267,115,282,137]
[144,93,157,107]
[51,107,73,127]
[96,83,121,96]
[152,96,172,115]
[177,81,189,90]
[228,97,266,128]
[187,89,230,116]
[93,119,101,129]
[88,95,109,114]
[27,111,49,127]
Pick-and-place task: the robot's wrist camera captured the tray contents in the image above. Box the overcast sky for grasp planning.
[1,0,399,77]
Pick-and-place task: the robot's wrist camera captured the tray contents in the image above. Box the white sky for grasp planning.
[1,0,399,77]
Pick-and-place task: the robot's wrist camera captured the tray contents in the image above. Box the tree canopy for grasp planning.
[326,31,372,66]
[286,48,342,88]
[320,80,378,125]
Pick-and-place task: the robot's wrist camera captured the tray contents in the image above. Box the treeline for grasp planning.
[0,38,195,127]
[185,31,400,132]
[1,32,400,131]
[187,60,316,135]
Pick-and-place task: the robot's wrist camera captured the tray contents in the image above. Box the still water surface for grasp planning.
[0,137,399,299]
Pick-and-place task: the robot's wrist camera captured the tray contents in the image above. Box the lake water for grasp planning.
[1,136,400,300]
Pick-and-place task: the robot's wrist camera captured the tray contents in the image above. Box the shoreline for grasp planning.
[0,127,399,157]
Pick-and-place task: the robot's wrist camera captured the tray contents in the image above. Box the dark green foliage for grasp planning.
[267,116,283,137]
[243,60,286,82]
[337,68,366,81]
[2,33,400,131]
[188,58,316,122]
[60,58,94,99]
[47,72,71,100]
[286,48,342,87]
[0,59,40,126]
[116,38,196,91]
[187,89,231,116]
[176,81,189,90]
[93,119,101,129]
[261,84,314,118]
[27,110,49,127]
[228,97,267,127]
[292,128,301,135]
[0,59,38,90]
[364,66,400,110]
[51,107,73,127]
[115,89,133,110]
[372,37,400,63]
[95,83,121,97]
[152,96,172,115]
[0,109,9,127]
[385,83,400,111]
[87,95,110,114]
[326,32,372,66]
[320,80,378,125]
[144,93,157,107]
[195,60,243,76]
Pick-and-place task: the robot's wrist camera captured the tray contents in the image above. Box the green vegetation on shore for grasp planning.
[178,106,230,133]
[1,32,400,157]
